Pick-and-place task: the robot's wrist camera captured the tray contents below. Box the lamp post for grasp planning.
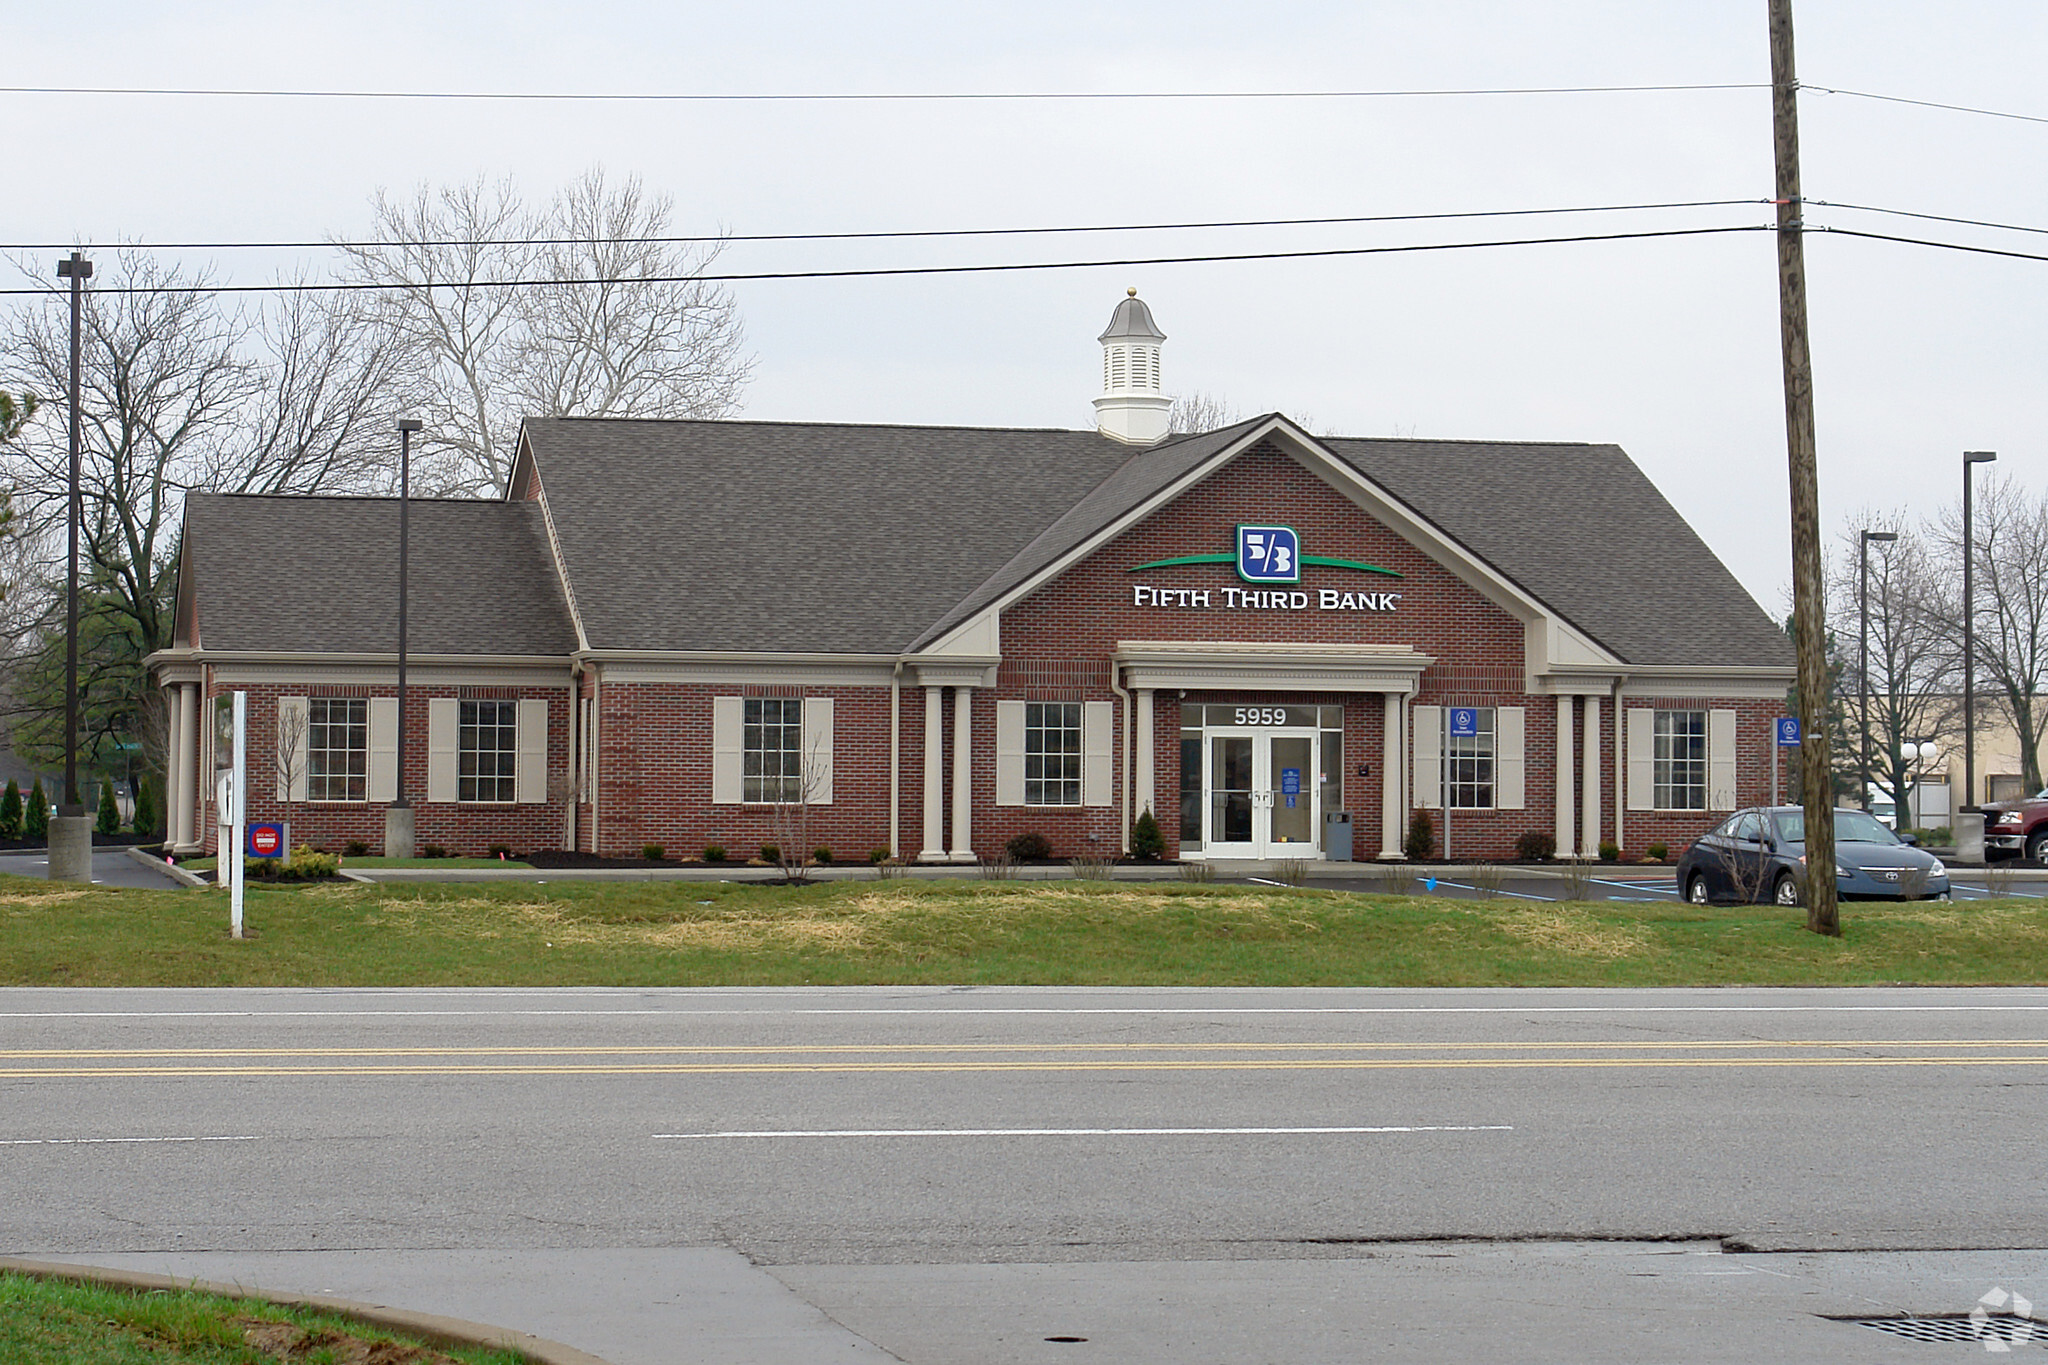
[1858,529,1898,812]
[1963,451,1997,809]
[385,418,423,859]
[47,252,93,883]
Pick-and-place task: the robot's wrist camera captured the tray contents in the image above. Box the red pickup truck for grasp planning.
[1982,790,2048,863]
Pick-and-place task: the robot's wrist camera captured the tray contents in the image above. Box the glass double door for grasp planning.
[1203,729,1320,858]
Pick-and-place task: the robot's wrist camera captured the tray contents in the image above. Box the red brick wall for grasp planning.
[199,680,572,856]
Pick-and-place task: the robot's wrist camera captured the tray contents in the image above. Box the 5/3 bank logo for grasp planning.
[1237,525,1300,583]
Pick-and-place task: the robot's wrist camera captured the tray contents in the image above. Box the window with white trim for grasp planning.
[1654,709,1707,810]
[743,698,803,803]
[458,700,518,803]
[307,698,367,802]
[1446,708,1495,809]
[1025,702,1083,806]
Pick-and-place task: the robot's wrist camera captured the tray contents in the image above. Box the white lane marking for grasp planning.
[9,1003,2048,1019]
[1589,877,1679,896]
[656,1124,1515,1139]
[0,1135,260,1146]
[1425,880,1554,902]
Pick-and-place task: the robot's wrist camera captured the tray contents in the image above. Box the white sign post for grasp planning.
[215,692,248,940]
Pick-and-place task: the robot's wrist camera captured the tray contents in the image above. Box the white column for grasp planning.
[1380,691,1404,859]
[1555,693,1576,857]
[1581,693,1602,858]
[176,682,200,850]
[949,686,975,861]
[919,686,946,861]
[1134,688,1156,820]
[165,688,186,848]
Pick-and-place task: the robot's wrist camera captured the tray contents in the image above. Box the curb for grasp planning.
[0,1256,615,1365]
[124,844,207,888]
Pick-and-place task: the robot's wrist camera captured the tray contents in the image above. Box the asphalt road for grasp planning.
[0,846,185,889]
[6,986,2048,1362]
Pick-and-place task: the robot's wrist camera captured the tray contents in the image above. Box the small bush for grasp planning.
[96,781,120,836]
[132,777,158,837]
[703,843,727,862]
[1069,854,1116,880]
[642,843,666,861]
[1404,810,1435,862]
[1598,841,1620,863]
[25,780,47,839]
[1646,842,1669,861]
[868,847,891,865]
[1007,831,1053,862]
[1514,829,1556,862]
[978,851,1017,880]
[812,846,833,865]
[0,778,21,839]
[759,843,781,864]
[487,843,513,859]
[1130,808,1165,859]
[1178,860,1217,883]
[344,840,369,857]
[286,845,339,878]
[421,844,449,859]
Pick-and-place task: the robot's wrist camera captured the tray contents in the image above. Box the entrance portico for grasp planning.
[1115,641,1432,860]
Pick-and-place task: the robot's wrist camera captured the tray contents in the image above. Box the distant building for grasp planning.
[148,293,1793,861]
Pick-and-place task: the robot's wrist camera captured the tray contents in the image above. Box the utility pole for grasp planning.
[1769,0,1839,935]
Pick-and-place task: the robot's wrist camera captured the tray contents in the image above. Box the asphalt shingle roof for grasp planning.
[182,493,577,656]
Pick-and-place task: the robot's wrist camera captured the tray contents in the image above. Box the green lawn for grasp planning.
[4,873,2046,988]
[0,1271,527,1365]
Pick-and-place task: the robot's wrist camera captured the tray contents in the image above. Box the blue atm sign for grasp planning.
[1236,524,1300,584]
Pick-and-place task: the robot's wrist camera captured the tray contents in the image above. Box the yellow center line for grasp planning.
[5,1055,2048,1078]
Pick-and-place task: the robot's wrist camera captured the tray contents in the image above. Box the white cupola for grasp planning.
[1093,288,1171,445]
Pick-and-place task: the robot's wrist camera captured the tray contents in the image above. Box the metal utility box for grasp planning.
[1324,811,1354,860]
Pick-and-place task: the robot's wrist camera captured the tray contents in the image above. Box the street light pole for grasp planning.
[1963,451,1997,809]
[386,418,423,859]
[47,252,94,884]
[1859,529,1898,813]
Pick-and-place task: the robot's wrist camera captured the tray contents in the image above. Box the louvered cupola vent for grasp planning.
[1093,289,1170,445]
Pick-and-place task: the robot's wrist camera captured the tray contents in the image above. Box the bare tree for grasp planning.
[1831,512,1958,816]
[1929,475,2048,793]
[1167,390,1242,435]
[334,168,752,497]
[273,701,309,848]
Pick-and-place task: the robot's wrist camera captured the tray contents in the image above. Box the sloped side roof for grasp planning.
[1323,437,1792,667]
[521,418,1144,653]
[182,493,577,656]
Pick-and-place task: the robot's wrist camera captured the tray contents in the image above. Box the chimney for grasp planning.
[1093,288,1170,444]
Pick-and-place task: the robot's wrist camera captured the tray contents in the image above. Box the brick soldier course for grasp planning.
[148,295,1793,864]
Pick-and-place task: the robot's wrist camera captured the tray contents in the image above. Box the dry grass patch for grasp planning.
[0,889,91,908]
[1490,904,1656,959]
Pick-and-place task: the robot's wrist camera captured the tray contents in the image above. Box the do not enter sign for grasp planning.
[246,823,286,859]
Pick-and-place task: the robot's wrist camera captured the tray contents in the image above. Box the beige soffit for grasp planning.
[1114,640,1435,694]
[576,649,902,687]
[1616,664,1797,700]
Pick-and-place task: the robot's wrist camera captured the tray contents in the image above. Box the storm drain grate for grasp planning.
[1845,1315,2043,1347]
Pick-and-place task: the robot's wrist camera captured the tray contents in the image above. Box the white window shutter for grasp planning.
[1626,708,1654,810]
[1082,700,1115,807]
[996,700,1026,806]
[367,698,398,803]
[1412,705,1442,809]
[1495,706,1525,810]
[427,698,459,803]
[1708,709,1738,810]
[801,697,834,805]
[711,696,743,804]
[276,696,309,802]
[516,698,549,804]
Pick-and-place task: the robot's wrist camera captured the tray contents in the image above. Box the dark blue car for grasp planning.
[1676,806,1951,906]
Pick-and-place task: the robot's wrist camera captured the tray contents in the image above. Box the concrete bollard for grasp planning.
[1954,811,1986,865]
[47,814,93,883]
[383,804,415,860]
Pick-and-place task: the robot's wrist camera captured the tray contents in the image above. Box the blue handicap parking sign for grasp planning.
[1449,708,1479,737]
[1281,767,1301,807]
[1776,717,1802,747]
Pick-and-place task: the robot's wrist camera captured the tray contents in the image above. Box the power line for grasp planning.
[0,224,1774,297]
[1818,225,2048,265]
[0,198,1765,254]
[1811,199,2048,239]
[0,81,1766,103]
[1804,85,2048,128]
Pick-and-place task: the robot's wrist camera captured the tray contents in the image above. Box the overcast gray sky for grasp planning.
[5,0,2044,615]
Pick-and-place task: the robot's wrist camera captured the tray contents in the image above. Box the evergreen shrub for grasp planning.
[1006,832,1053,862]
[0,779,20,839]
[25,780,47,839]
[96,781,120,835]
[1130,808,1165,859]
[1514,829,1556,862]
[1404,810,1435,862]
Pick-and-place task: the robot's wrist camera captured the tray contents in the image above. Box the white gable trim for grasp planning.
[947,415,1609,669]
[511,427,594,656]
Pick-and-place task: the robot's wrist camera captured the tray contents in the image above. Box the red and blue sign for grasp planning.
[246,823,286,859]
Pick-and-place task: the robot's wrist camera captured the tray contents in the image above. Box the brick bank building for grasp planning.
[149,295,1793,863]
